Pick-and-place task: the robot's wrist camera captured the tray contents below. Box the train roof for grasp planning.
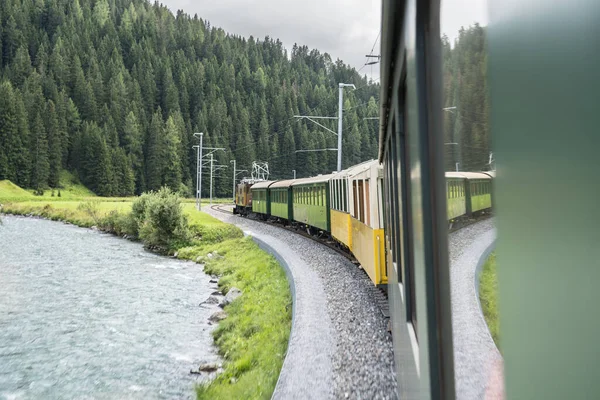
[346,159,381,178]
[445,172,492,180]
[482,170,496,178]
[290,174,334,186]
[270,179,297,188]
[330,160,379,180]
[250,180,276,189]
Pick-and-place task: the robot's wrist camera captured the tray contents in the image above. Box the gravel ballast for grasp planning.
[448,218,500,400]
[209,207,497,399]
[207,208,398,399]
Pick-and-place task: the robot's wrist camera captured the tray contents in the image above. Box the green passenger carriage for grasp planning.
[251,181,274,216]
[463,172,492,213]
[445,173,467,219]
[291,175,333,232]
[269,179,296,221]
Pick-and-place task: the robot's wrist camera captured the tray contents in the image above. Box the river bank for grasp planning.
[0,192,291,399]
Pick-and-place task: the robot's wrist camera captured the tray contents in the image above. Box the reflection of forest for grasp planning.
[442,24,491,172]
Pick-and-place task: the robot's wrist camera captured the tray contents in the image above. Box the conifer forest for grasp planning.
[0,0,489,197]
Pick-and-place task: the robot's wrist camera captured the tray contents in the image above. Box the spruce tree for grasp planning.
[30,113,50,192]
[46,100,62,188]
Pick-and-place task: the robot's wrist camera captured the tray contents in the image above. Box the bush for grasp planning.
[136,187,190,251]
[100,210,132,236]
[77,200,101,224]
[128,192,153,236]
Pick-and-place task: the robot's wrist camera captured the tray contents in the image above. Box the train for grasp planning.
[234,160,493,287]
[237,0,598,397]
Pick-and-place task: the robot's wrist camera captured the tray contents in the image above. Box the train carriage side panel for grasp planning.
[329,168,355,249]
[251,181,275,216]
[466,173,492,213]
[270,180,296,220]
[291,175,333,232]
[348,160,387,285]
[445,173,467,219]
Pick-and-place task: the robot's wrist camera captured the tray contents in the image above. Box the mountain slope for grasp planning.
[0,0,379,197]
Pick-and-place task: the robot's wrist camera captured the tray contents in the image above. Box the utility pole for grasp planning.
[209,154,214,206]
[294,83,355,173]
[456,163,460,172]
[230,160,236,202]
[292,169,296,179]
[192,132,203,211]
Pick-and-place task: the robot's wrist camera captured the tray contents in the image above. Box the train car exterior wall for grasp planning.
[270,188,292,220]
[469,180,492,212]
[252,189,270,215]
[292,183,331,232]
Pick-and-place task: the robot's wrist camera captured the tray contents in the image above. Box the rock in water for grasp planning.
[198,362,221,372]
[199,295,220,306]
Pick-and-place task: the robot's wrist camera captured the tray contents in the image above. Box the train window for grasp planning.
[352,181,358,219]
[331,181,335,209]
[377,178,384,229]
[388,128,400,280]
[365,179,371,226]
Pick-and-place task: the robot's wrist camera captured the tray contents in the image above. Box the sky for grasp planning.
[159,0,488,80]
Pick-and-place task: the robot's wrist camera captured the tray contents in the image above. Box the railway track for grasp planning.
[210,205,390,318]
[210,204,234,214]
[208,203,491,321]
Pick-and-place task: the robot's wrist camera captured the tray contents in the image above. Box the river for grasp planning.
[0,215,220,399]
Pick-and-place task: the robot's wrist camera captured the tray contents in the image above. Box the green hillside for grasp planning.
[0,0,379,198]
[0,179,33,202]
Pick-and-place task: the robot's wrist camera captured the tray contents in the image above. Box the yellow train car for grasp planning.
[330,160,387,286]
[329,169,352,249]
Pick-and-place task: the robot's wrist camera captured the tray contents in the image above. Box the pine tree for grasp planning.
[146,109,164,191]
[163,116,182,191]
[30,113,50,191]
[46,100,62,188]
[0,0,385,197]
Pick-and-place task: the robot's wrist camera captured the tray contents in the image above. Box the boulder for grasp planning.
[199,295,220,306]
[198,362,221,372]
[219,287,242,308]
[209,310,227,322]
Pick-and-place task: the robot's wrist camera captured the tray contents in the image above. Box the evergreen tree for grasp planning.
[30,113,49,191]
[46,100,62,188]
[145,109,164,191]
[163,116,182,191]
[0,0,384,197]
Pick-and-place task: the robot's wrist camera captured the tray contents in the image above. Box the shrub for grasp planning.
[137,187,190,251]
[100,210,132,236]
[77,200,101,224]
[128,191,153,236]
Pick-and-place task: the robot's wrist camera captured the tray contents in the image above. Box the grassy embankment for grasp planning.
[479,252,500,349]
[0,177,291,399]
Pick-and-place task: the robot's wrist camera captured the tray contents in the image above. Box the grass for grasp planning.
[0,179,292,399]
[178,237,291,400]
[0,179,33,202]
[479,252,500,349]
